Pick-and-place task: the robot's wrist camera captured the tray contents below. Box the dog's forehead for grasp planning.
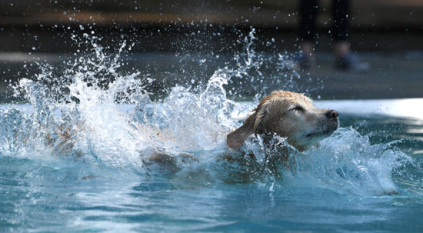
[264,91,314,107]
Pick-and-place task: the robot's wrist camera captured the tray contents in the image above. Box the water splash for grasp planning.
[0,32,419,196]
[287,128,414,196]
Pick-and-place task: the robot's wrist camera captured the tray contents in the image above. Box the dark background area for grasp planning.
[1,0,423,53]
[1,0,422,100]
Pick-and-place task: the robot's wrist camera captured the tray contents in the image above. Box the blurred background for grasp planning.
[1,0,422,101]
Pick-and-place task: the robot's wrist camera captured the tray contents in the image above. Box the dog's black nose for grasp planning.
[325,110,339,119]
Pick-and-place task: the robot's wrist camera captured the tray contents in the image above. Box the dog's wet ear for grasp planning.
[227,104,268,150]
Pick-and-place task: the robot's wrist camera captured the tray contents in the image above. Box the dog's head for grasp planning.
[227,91,339,151]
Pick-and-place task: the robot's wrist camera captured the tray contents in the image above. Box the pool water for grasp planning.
[1,112,423,233]
[1,34,423,232]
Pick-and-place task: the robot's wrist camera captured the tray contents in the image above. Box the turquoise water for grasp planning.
[1,112,423,232]
[1,33,423,232]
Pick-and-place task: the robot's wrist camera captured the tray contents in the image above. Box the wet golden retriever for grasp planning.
[37,90,339,175]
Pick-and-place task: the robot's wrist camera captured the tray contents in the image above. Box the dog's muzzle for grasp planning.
[305,110,339,138]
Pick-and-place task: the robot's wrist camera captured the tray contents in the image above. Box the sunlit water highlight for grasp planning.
[1,33,423,232]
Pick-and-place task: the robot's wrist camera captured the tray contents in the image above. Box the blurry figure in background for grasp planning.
[296,0,369,72]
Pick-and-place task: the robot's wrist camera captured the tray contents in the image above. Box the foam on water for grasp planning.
[0,31,419,197]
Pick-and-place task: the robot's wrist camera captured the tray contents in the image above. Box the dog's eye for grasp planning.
[290,105,305,112]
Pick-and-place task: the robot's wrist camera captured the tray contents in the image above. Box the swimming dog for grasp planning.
[32,90,339,176]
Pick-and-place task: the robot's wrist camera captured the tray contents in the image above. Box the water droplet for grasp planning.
[79,25,85,30]
[63,12,66,15]
[32,47,36,51]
